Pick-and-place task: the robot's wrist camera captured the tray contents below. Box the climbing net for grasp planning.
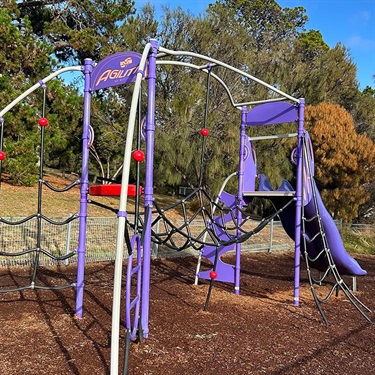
[0,83,78,292]
[298,137,372,325]
[146,187,291,252]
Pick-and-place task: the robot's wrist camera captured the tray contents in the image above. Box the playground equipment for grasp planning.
[0,79,82,292]
[0,39,372,375]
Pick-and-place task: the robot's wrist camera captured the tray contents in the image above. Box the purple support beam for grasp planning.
[140,39,158,338]
[75,59,93,318]
[293,99,305,306]
[234,107,248,294]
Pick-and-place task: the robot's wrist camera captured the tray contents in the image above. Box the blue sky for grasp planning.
[134,0,375,90]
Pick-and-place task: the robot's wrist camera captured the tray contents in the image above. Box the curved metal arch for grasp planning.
[0,66,83,119]
[156,59,293,108]
[156,60,241,109]
[157,46,300,105]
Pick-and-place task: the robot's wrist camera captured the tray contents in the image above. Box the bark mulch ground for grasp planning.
[0,250,373,374]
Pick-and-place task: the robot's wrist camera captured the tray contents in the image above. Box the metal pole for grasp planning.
[110,43,152,375]
[0,117,4,191]
[0,68,82,118]
[268,219,274,252]
[75,59,93,318]
[140,39,158,339]
[30,84,47,287]
[234,106,247,295]
[293,98,305,306]
[65,214,73,266]
[152,220,160,257]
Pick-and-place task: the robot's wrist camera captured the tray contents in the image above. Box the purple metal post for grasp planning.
[75,58,93,318]
[293,99,305,306]
[0,116,4,190]
[125,234,142,340]
[234,107,248,295]
[140,40,158,338]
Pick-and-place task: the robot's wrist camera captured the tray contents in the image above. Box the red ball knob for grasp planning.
[201,128,209,137]
[132,150,145,162]
[39,117,49,127]
[209,271,217,280]
[0,151,6,161]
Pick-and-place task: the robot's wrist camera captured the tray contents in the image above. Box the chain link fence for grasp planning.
[1,216,373,268]
[0,216,299,267]
[0,216,118,267]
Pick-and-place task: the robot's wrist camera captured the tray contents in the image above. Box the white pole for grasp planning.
[110,43,152,375]
[0,67,82,118]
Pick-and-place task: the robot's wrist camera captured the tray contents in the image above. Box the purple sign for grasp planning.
[246,102,298,126]
[91,52,146,91]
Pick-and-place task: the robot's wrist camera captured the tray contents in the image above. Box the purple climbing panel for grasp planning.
[243,136,257,192]
[198,192,237,283]
[198,212,236,283]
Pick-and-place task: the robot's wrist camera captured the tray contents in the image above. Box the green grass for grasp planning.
[1,173,374,256]
[341,227,375,255]
[0,173,184,218]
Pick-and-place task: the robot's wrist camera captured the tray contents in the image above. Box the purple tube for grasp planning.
[293,99,305,306]
[75,59,93,318]
[126,234,142,340]
[234,107,248,294]
[140,39,158,338]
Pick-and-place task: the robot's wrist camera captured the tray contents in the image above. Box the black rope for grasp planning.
[149,187,294,251]
[203,244,219,311]
[300,134,372,324]
[1,214,38,225]
[198,65,212,188]
[42,179,81,192]
[0,247,76,260]
[124,219,133,256]
[30,85,48,285]
[0,283,74,293]
[0,84,81,291]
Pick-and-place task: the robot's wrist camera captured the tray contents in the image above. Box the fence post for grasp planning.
[152,219,160,258]
[65,214,73,265]
[268,219,274,252]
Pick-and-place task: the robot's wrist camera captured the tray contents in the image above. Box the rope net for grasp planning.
[127,186,294,254]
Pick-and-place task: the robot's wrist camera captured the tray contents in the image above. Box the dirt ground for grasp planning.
[0,250,373,375]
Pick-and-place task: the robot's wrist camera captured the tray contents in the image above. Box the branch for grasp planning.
[174,165,195,190]
[16,0,57,8]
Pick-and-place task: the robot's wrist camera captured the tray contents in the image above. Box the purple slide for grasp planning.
[304,180,367,275]
[258,174,367,276]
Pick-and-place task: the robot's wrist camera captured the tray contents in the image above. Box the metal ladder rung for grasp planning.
[130,264,141,276]
[308,231,323,243]
[129,294,140,310]
[303,214,318,223]
[307,249,327,263]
